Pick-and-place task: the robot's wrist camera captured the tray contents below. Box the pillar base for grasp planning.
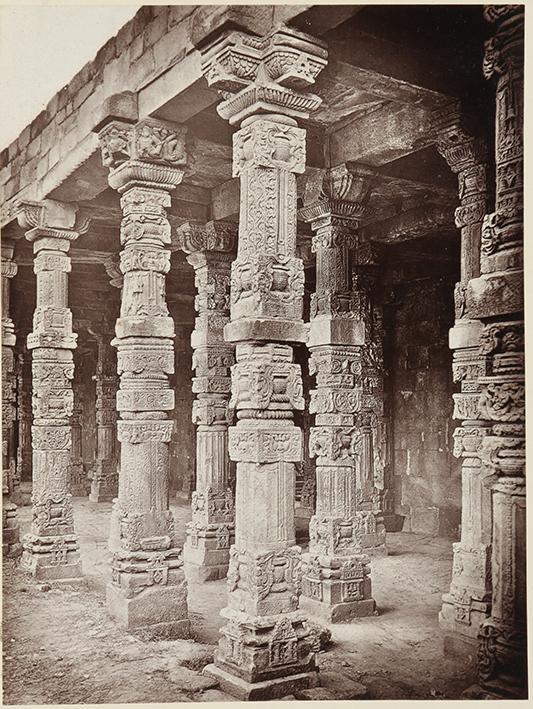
[439,591,490,658]
[183,531,232,582]
[301,594,377,623]
[2,500,22,557]
[106,562,190,638]
[462,683,528,701]
[203,663,319,700]
[89,478,118,503]
[20,533,83,581]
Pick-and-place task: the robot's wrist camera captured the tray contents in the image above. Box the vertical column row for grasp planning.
[16,200,88,581]
[89,327,119,502]
[198,27,328,699]
[97,116,191,637]
[2,241,21,557]
[176,220,236,582]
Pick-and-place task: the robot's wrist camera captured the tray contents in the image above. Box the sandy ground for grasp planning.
[2,499,476,704]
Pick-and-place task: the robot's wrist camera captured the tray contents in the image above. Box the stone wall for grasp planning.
[387,269,461,537]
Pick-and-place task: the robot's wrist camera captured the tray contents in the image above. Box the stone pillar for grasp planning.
[16,200,88,581]
[464,6,525,699]
[97,116,190,637]
[68,350,88,496]
[15,347,33,497]
[176,220,236,582]
[2,241,22,557]
[198,27,327,699]
[298,166,379,623]
[433,108,493,652]
[89,327,119,502]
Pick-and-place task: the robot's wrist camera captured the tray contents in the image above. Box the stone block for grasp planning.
[106,581,190,639]
[168,5,195,28]
[144,8,169,48]
[203,664,318,701]
[294,687,337,700]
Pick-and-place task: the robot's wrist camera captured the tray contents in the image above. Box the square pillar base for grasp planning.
[106,580,191,639]
[439,593,490,658]
[2,501,22,557]
[183,536,231,583]
[301,594,377,623]
[89,481,117,503]
[203,664,319,700]
[20,533,83,581]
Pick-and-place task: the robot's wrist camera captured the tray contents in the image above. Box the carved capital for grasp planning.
[175,220,237,255]
[433,104,488,173]
[200,27,327,123]
[16,199,90,243]
[97,118,191,191]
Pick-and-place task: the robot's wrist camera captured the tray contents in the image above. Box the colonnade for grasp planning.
[1,8,525,700]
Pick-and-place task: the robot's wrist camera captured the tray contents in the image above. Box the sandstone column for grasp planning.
[68,351,88,496]
[434,107,493,653]
[17,200,88,581]
[176,220,236,582]
[15,347,33,500]
[198,27,327,699]
[97,116,190,637]
[2,241,22,557]
[298,166,380,623]
[464,6,525,698]
[89,326,119,502]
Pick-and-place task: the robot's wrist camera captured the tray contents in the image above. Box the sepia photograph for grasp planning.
[0,2,526,704]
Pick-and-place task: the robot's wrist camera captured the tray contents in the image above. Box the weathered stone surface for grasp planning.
[97,118,191,636]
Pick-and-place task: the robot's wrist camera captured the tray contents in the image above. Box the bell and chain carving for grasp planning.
[2,243,22,558]
[197,25,327,697]
[299,166,382,623]
[176,220,237,582]
[16,200,89,580]
[97,117,191,637]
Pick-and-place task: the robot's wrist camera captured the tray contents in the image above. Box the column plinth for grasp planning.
[198,26,327,698]
[16,200,88,580]
[176,221,236,582]
[97,116,191,637]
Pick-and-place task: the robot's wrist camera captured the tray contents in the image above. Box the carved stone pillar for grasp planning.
[298,166,379,623]
[198,27,327,699]
[97,116,190,637]
[17,200,88,581]
[464,6,525,699]
[433,108,493,652]
[2,242,22,557]
[89,327,119,502]
[176,220,236,582]
[68,350,88,496]
[15,347,33,496]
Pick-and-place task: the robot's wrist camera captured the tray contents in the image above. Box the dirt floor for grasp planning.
[2,498,476,704]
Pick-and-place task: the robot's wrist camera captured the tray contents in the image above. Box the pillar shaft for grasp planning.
[198,27,328,699]
[2,242,21,557]
[97,116,190,637]
[299,169,381,623]
[89,330,119,502]
[177,221,236,582]
[433,109,493,649]
[68,350,88,496]
[467,7,525,697]
[16,200,87,580]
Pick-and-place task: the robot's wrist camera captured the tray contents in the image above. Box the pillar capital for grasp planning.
[16,199,89,242]
[199,26,328,125]
[96,117,191,192]
[175,220,237,256]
